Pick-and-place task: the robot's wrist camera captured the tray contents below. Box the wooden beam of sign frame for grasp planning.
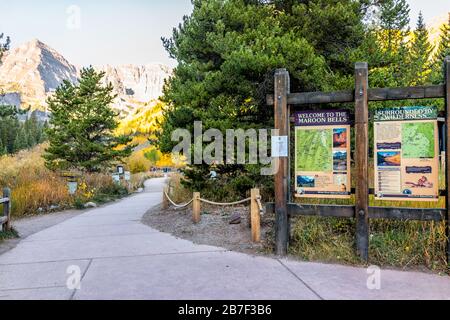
[266,85,445,106]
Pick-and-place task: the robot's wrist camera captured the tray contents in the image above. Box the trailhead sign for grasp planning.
[374,106,439,201]
[294,110,351,199]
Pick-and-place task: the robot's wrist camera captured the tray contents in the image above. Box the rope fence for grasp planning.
[198,197,251,206]
[162,187,263,243]
[163,189,194,209]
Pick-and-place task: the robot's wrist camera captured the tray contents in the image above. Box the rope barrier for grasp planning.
[164,187,264,215]
[256,196,264,215]
[163,186,263,243]
[199,197,251,206]
[164,190,194,209]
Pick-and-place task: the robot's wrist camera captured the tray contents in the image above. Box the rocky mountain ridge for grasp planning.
[0,39,171,118]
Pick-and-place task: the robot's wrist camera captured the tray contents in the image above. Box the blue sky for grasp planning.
[0,1,447,68]
[0,0,193,67]
[408,0,449,27]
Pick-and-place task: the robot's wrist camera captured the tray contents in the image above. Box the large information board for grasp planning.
[374,106,439,201]
[294,110,351,199]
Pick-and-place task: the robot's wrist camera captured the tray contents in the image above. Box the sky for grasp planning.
[0,0,194,68]
[0,1,448,68]
[408,0,449,27]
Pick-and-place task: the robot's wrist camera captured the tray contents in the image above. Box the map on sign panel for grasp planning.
[296,129,332,172]
[402,122,435,159]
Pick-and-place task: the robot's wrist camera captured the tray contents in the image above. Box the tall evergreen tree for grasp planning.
[44,67,134,172]
[0,106,47,154]
[363,0,411,88]
[408,12,433,85]
[0,140,6,156]
[431,14,450,84]
[435,14,450,64]
[280,0,367,75]
[13,127,28,152]
[159,0,368,197]
[377,0,410,53]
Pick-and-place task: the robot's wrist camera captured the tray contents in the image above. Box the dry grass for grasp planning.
[0,144,72,217]
[166,173,192,204]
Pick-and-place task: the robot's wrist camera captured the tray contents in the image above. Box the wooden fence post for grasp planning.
[274,68,290,256]
[444,56,450,266]
[3,188,11,232]
[251,188,261,243]
[193,192,201,224]
[162,186,169,210]
[355,62,369,262]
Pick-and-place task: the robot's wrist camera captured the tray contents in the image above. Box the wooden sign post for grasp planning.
[250,188,261,243]
[192,192,201,224]
[274,68,290,255]
[354,62,369,262]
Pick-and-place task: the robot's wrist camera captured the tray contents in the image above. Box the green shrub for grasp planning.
[97,183,128,197]
[0,228,19,242]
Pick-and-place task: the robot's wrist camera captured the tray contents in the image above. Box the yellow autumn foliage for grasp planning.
[116,100,165,136]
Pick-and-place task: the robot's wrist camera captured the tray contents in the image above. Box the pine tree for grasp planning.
[435,14,450,64]
[377,0,410,53]
[159,0,368,196]
[44,67,134,172]
[0,105,47,155]
[408,12,434,85]
[365,0,411,88]
[0,139,5,156]
[431,14,450,84]
[13,127,28,152]
[0,115,20,154]
[0,33,10,63]
[24,113,40,147]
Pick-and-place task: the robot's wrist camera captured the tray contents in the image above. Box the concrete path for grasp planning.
[0,177,449,300]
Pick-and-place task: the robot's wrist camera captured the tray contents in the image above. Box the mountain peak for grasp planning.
[29,38,45,47]
[0,39,79,105]
[0,39,172,117]
[17,38,57,55]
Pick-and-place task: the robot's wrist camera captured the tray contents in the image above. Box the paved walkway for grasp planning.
[0,178,449,300]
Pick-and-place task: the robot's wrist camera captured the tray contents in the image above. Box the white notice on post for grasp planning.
[272,136,288,157]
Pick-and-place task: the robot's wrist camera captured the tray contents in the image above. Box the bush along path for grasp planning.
[0,178,449,300]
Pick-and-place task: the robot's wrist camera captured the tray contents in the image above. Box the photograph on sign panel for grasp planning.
[333,150,348,171]
[377,151,401,167]
[297,175,315,188]
[333,128,347,148]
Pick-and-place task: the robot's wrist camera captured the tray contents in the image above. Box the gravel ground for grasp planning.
[142,203,274,255]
